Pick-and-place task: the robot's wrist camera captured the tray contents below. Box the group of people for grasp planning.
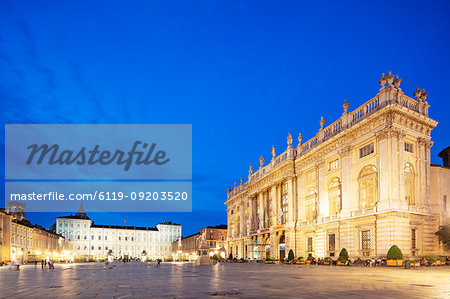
[34,259,55,269]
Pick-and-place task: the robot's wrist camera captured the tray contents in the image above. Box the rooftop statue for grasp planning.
[287,133,293,148]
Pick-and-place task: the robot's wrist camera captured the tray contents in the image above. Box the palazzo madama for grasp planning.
[225,72,450,260]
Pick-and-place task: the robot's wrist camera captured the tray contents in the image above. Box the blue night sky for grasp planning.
[1,1,449,236]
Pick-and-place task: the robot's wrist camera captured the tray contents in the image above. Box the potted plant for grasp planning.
[286,249,295,264]
[324,257,332,265]
[386,245,403,266]
[296,256,305,264]
[424,254,441,266]
[337,248,348,265]
[306,255,314,264]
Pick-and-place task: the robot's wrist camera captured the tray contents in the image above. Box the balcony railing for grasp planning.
[227,84,427,200]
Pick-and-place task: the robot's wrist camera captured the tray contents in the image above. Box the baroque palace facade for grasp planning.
[55,204,181,260]
[225,73,450,260]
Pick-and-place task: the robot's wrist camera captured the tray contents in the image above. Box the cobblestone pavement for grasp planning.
[0,262,449,298]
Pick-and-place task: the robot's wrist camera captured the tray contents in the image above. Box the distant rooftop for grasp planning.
[91,224,158,231]
[158,221,181,226]
[182,232,200,239]
[205,224,227,230]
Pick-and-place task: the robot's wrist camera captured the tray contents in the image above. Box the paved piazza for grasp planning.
[0,262,449,298]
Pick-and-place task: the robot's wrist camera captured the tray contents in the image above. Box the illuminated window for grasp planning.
[328,178,341,216]
[405,163,415,205]
[361,230,371,250]
[305,188,318,222]
[412,229,417,249]
[404,142,413,153]
[359,143,374,158]
[328,159,339,171]
[307,237,313,252]
[281,183,288,224]
[328,234,336,252]
[358,165,378,209]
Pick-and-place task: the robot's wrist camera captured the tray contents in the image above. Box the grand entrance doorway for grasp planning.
[279,235,285,260]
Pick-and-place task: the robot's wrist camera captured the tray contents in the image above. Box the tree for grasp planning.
[387,245,403,260]
[228,253,233,260]
[142,250,147,256]
[436,224,450,249]
[338,248,348,262]
[288,249,294,261]
[107,249,114,256]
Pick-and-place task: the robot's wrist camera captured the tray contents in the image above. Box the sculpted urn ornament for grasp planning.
[259,155,265,168]
[393,74,402,89]
[287,133,293,149]
[297,133,303,146]
[379,71,396,89]
[386,71,394,86]
[342,99,349,112]
[414,86,428,102]
[319,116,325,129]
[240,177,243,184]
[248,163,253,176]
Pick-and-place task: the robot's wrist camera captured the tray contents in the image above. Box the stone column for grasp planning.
[274,184,280,226]
[339,146,352,216]
[271,186,277,227]
[287,178,295,224]
[376,130,390,211]
[258,192,264,229]
[240,201,245,237]
[317,161,326,219]
[389,129,406,209]
[423,139,433,205]
[247,196,253,232]
[296,172,303,222]
[227,209,231,239]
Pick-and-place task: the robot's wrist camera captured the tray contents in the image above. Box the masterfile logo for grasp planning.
[5,124,192,213]
[26,141,170,171]
[6,124,191,180]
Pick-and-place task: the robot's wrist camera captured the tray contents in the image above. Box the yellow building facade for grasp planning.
[225,73,448,260]
[0,209,13,263]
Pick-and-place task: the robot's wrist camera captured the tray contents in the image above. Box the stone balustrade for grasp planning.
[227,74,429,200]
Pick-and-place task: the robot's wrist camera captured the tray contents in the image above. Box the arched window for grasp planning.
[305,188,318,221]
[328,178,341,216]
[358,165,378,209]
[404,163,415,205]
[281,183,288,224]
